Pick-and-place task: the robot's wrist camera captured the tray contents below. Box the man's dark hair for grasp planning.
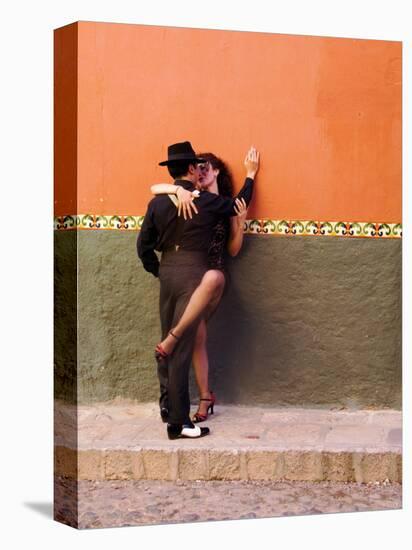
[167,160,197,179]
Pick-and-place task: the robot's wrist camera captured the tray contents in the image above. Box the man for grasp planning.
[137,141,256,439]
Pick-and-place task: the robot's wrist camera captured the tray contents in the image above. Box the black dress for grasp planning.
[207,217,230,273]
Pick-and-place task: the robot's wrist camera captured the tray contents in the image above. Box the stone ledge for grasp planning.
[54,446,402,483]
[54,403,402,483]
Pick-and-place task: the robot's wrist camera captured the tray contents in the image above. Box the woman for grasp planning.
[151,148,259,422]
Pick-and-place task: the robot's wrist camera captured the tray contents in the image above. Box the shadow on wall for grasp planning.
[192,234,402,409]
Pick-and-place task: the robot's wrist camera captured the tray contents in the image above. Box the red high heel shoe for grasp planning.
[192,391,216,423]
[154,343,168,364]
[155,331,180,362]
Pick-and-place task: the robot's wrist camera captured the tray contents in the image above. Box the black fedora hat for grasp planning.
[159,141,206,166]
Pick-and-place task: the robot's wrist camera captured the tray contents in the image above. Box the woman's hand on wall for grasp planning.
[244,146,260,179]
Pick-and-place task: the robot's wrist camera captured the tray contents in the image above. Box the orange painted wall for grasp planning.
[54,23,77,214]
[55,22,401,222]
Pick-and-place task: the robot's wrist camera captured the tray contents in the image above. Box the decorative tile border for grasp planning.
[54,215,402,239]
[54,215,145,231]
[244,219,402,238]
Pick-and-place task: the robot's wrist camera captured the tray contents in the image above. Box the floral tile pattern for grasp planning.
[244,219,402,238]
[54,215,402,239]
[54,215,145,231]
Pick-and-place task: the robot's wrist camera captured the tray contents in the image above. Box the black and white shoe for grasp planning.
[160,407,169,423]
[167,422,210,440]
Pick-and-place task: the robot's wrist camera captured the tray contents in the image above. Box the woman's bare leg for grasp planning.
[158,269,225,355]
[192,319,210,402]
[192,319,217,419]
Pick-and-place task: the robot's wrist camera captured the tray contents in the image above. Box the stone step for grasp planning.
[54,401,402,483]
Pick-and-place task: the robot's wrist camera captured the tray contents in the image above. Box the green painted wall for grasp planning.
[54,231,401,409]
[54,231,77,404]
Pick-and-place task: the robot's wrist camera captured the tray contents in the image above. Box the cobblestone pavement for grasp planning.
[54,476,402,529]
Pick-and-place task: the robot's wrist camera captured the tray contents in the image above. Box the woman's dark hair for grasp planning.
[198,153,233,198]
[167,160,196,179]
